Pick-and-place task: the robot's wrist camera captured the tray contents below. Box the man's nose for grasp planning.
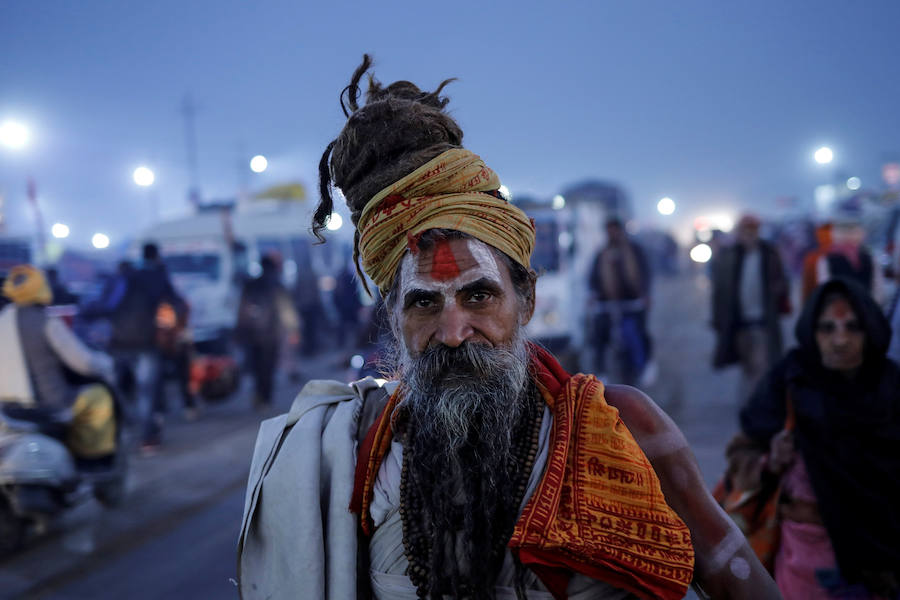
[434,302,474,348]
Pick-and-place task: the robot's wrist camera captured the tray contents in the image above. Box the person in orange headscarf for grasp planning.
[801,222,833,303]
[237,56,781,600]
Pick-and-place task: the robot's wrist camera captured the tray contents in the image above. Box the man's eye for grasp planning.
[816,322,836,334]
[846,320,862,332]
[413,298,434,309]
[467,291,491,303]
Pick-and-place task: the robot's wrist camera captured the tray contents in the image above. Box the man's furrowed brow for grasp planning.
[459,277,504,295]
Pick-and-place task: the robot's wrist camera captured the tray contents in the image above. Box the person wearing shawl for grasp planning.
[740,277,900,598]
[237,56,780,600]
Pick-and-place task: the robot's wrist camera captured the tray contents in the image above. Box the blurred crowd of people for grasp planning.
[706,210,899,599]
[583,205,899,598]
[0,240,373,457]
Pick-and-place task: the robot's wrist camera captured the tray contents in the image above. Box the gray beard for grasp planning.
[396,329,530,468]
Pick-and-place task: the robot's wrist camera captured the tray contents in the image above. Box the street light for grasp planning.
[552,195,566,210]
[0,120,30,150]
[133,166,155,187]
[814,146,834,165]
[92,233,110,249]
[51,223,70,239]
[326,212,343,231]
[846,177,861,191]
[657,197,676,215]
[690,244,712,263]
[250,155,268,173]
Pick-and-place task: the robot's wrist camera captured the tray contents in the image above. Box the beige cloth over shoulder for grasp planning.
[237,377,397,600]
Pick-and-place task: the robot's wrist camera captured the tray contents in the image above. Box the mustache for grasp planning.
[411,341,513,382]
[397,334,530,454]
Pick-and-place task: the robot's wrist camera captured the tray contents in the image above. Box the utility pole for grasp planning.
[180,93,202,208]
[26,178,46,264]
[236,139,249,201]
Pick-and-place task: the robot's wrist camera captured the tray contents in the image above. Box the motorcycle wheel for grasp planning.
[0,496,24,556]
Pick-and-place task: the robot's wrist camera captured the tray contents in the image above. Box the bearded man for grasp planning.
[237,56,780,600]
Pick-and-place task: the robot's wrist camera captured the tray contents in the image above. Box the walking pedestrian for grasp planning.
[333,262,362,348]
[711,214,791,403]
[236,254,298,409]
[109,242,185,454]
[815,209,884,305]
[737,277,900,598]
[588,217,656,385]
[292,256,327,356]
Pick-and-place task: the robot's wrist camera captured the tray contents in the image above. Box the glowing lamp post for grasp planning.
[0,120,30,150]
[92,233,110,249]
[133,166,155,187]
[51,223,70,239]
[814,146,834,165]
[657,197,676,215]
[250,155,268,173]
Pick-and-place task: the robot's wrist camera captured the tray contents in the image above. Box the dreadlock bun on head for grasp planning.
[313,54,462,242]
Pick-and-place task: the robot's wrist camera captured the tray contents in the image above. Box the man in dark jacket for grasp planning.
[110,242,184,452]
[588,217,655,385]
[236,254,298,409]
[711,214,790,403]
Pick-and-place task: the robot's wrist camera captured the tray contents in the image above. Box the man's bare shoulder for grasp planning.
[601,383,698,463]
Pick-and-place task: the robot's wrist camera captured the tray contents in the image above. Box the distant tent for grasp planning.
[254,182,307,202]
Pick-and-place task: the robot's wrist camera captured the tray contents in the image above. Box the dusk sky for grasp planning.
[2,1,899,249]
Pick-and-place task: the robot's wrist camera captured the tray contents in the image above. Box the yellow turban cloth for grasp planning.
[2,264,52,306]
[357,148,536,295]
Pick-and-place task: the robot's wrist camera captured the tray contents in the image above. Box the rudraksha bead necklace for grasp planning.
[398,384,544,598]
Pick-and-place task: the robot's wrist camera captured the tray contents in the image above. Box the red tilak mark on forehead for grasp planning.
[430,239,461,281]
[830,301,852,319]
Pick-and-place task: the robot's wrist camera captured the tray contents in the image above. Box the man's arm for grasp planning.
[44,317,115,383]
[604,384,782,600]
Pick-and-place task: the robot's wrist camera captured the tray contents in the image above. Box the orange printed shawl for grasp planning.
[349,345,694,600]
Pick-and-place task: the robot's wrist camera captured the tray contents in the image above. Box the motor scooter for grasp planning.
[0,394,128,557]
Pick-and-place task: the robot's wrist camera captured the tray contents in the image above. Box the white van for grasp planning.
[135,200,352,346]
[515,191,610,370]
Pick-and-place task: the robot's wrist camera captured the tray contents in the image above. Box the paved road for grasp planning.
[1,271,775,599]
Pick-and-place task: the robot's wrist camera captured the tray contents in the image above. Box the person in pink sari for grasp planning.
[741,277,900,599]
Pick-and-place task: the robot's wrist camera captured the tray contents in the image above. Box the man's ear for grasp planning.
[520,270,537,326]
